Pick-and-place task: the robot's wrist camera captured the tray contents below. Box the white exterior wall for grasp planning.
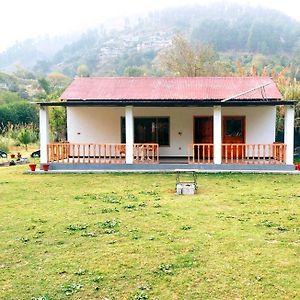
[222,106,276,144]
[67,106,276,157]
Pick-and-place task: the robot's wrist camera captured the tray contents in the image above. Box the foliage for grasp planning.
[47,72,71,89]
[17,128,32,150]
[0,101,38,129]
[0,169,299,299]
[32,295,52,300]
[124,66,147,77]
[47,30,102,76]
[190,5,300,54]
[38,78,51,95]
[0,136,9,152]
[0,71,40,99]
[13,64,35,80]
[16,125,38,150]
[66,224,88,231]
[0,123,38,150]
[49,107,67,142]
[0,90,24,105]
[62,283,82,296]
[156,34,232,76]
[77,64,90,77]
[272,68,300,132]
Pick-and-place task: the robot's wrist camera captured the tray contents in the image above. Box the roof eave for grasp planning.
[36,99,295,107]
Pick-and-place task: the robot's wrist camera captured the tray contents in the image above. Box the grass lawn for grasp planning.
[0,166,299,299]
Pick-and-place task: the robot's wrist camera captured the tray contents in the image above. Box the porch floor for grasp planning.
[46,162,295,173]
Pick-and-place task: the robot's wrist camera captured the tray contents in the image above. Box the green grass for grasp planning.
[0,166,299,299]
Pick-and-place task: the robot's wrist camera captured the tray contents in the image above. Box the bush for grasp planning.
[17,125,38,150]
[0,101,38,129]
[0,136,9,152]
[1,123,38,151]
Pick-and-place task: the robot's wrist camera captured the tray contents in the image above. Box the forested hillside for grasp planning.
[1,3,300,77]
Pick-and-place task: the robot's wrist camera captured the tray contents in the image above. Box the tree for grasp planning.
[47,72,71,89]
[156,34,197,76]
[13,64,35,79]
[124,66,146,77]
[0,91,23,105]
[17,127,32,151]
[77,64,90,77]
[156,34,231,76]
[38,77,51,95]
[49,107,67,142]
[0,101,38,129]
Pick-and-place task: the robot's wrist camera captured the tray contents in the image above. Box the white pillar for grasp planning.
[125,106,134,164]
[213,105,222,164]
[39,106,49,164]
[284,105,295,165]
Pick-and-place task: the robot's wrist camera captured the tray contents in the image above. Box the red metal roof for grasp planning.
[60,77,282,101]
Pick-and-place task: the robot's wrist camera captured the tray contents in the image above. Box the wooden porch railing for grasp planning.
[48,143,285,165]
[47,143,159,164]
[188,143,286,164]
[133,143,159,164]
[47,143,126,164]
[222,143,286,164]
[188,144,214,164]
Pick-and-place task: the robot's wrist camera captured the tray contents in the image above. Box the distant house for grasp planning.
[38,76,295,171]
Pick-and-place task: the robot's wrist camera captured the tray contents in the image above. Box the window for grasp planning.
[225,119,243,137]
[121,117,170,146]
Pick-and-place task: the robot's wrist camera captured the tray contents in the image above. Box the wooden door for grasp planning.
[194,117,213,159]
[222,116,245,158]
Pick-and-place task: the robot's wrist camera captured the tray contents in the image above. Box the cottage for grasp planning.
[38,76,295,171]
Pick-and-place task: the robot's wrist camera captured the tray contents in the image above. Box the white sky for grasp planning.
[1,0,300,52]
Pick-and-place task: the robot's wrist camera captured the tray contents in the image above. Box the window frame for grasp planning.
[121,116,170,146]
[222,116,246,143]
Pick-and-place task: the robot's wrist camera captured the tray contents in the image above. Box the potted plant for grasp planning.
[28,163,37,172]
[28,155,38,172]
[42,163,50,171]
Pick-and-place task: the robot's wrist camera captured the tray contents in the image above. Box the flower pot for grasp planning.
[29,163,36,172]
[10,154,15,159]
[42,164,50,171]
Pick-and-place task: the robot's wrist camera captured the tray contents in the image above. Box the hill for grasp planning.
[0,34,78,72]
[0,3,300,77]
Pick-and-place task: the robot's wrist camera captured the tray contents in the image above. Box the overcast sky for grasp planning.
[1,0,300,52]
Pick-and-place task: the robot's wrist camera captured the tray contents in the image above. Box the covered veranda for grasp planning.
[38,101,295,171]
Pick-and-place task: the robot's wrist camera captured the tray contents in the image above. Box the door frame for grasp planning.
[193,116,213,144]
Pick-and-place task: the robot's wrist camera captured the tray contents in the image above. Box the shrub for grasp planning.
[17,126,37,150]
[0,101,38,128]
[0,136,9,152]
